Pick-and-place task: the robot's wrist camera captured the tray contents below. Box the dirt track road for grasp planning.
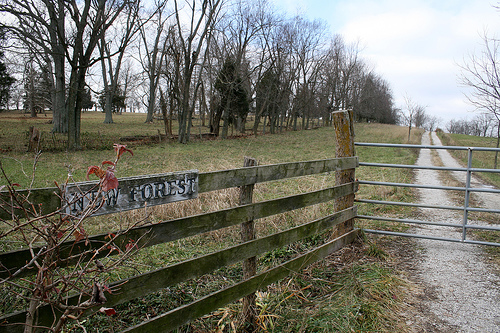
[410,132,500,332]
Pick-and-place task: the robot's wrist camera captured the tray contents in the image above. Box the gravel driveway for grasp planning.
[410,132,500,332]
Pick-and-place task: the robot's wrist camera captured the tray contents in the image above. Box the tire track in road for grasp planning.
[431,131,500,216]
[412,132,500,332]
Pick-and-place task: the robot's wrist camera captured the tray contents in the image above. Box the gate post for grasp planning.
[333,110,356,236]
[239,156,257,331]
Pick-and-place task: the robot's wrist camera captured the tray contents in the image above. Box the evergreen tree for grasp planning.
[0,55,15,110]
[81,88,94,111]
[0,30,15,111]
[256,68,281,134]
[214,57,249,138]
[99,86,125,113]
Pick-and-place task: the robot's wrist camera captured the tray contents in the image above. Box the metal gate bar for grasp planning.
[355,142,500,152]
[358,180,500,194]
[356,198,463,211]
[356,199,500,214]
[354,142,500,246]
[360,162,500,174]
[362,229,500,247]
[356,215,500,231]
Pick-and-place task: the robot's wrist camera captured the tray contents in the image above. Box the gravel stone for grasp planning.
[411,132,500,332]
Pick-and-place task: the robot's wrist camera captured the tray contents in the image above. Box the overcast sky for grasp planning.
[270,0,500,124]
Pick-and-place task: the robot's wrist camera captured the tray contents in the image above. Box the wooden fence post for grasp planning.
[333,110,356,236]
[239,156,257,332]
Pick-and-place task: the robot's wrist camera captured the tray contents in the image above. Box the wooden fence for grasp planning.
[1,112,359,332]
[0,156,358,332]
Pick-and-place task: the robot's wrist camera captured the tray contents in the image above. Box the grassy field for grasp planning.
[437,131,500,188]
[0,111,425,332]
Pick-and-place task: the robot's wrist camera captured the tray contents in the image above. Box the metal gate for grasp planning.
[354,142,500,247]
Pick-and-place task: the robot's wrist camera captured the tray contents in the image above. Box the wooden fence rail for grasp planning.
[0,156,358,333]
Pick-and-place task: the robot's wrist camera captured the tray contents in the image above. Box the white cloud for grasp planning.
[269,0,500,122]
[332,0,500,121]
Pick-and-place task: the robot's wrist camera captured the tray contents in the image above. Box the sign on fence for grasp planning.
[64,170,199,216]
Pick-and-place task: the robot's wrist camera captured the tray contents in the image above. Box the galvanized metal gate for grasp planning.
[354,142,500,247]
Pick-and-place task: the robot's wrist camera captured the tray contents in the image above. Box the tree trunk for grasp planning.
[51,49,67,133]
[495,120,500,169]
[178,80,191,144]
[221,95,232,139]
[252,104,265,136]
[145,91,156,123]
[103,90,113,123]
[67,68,86,150]
[50,0,67,133]
[24,292,40,333]
[407,122,412,142]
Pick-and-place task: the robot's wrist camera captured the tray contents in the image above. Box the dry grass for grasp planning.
[437,131,500,188]
[0,119,427,332]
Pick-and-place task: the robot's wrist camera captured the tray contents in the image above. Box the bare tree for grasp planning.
[318,35,346,125]
[174,0,223,143]
[286,16,327,131]
[336,39,363,114]
[215,0,269,136]
[161,25,183,137]
[66,0,142,149]
[2,0,141,149]
[474,113,495,137]
[138,0,171,123]
[459,33,500,168]
[413,103,428,128]
[1,0,67,132]
[424,115,441,132]
[98,0,142,124]
[401,95,425,141]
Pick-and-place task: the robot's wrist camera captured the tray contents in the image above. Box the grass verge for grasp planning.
[437,131,500,188]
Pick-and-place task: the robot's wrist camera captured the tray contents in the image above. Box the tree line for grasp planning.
[1,0,399,149]
[446,113,498,137]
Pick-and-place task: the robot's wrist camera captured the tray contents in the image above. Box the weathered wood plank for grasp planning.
[0,187,61,221]
[121,229,360,333]
[0,157,357,221]
[333,110,356,236]
[198,157,358,193]
[239,157,258,330]
[0,207,357,332]
[1,169,199,221]
[64,170,198,217]
[0,182,357,279]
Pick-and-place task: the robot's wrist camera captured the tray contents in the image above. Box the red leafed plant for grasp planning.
[0,144,148,333]
[86,144,133,192]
